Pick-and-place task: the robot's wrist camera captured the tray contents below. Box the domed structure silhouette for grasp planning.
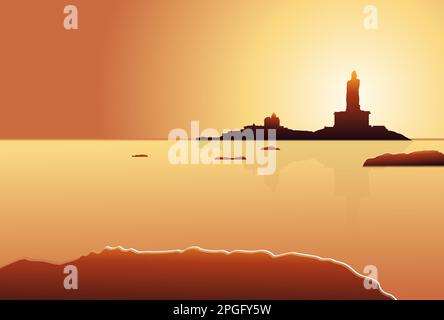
[264,113,281,129]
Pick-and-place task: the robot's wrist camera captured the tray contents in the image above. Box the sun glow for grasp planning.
[102,0,444,138]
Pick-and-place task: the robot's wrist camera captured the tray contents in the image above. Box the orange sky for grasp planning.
[1,0,444,139]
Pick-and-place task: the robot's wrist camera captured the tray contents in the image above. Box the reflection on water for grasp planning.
[247,141,410,222]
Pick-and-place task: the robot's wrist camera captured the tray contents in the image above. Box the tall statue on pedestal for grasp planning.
[333,71,370,129]
[346,71,360,112]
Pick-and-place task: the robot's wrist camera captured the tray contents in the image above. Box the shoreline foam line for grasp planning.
[104,245,397,300]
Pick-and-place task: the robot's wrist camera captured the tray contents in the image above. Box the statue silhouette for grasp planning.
[346,71,360,112]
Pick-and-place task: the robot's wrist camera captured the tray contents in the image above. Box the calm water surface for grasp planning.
[0,140,443,299]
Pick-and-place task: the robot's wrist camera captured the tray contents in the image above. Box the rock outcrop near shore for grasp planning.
[0,247,393,300]
[364,150,444,166]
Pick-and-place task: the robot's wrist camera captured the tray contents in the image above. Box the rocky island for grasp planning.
[201,72,409,141]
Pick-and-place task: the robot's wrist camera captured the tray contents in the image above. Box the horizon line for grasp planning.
[0,138,442,141]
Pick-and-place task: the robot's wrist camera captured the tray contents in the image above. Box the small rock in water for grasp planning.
[261,146,280,151]
[215,156,247,161]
